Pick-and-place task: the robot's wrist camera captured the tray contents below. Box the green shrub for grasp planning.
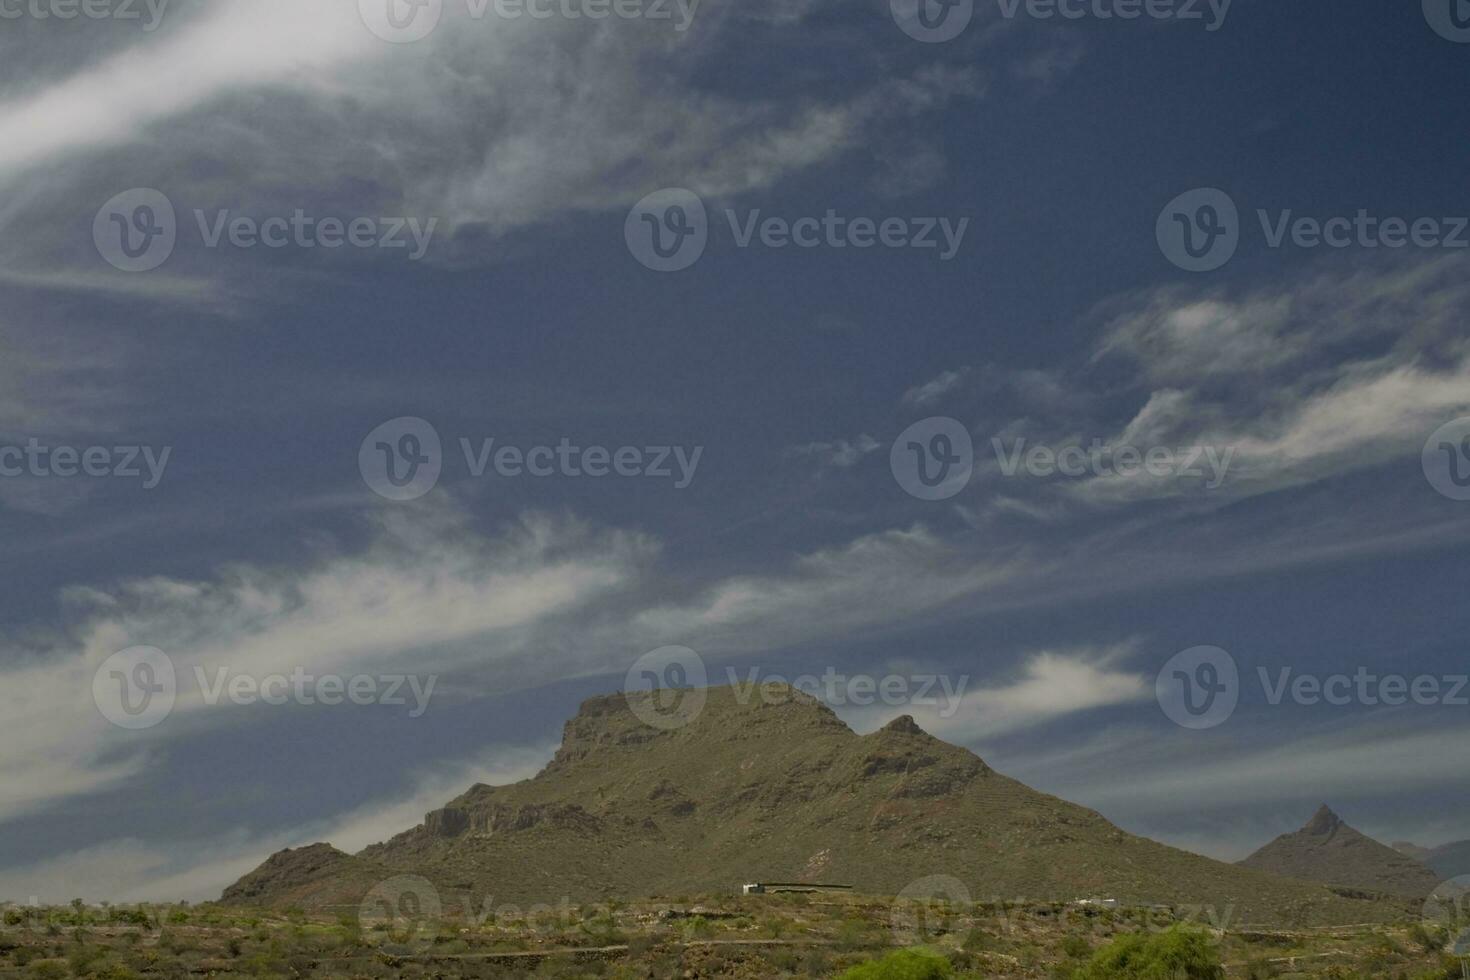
[837,948,953,979]
[1072,926,1224,980]
[1062,934,1093,958]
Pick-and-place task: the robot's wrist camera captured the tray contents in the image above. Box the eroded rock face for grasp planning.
[423,803,601,838]
[424,807,470,838]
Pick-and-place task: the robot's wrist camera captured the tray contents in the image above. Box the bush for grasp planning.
[1062,934,1093,958]
[837,948,953,979]
[1072,926,1224,980]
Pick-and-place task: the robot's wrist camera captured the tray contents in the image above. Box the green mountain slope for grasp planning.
[223,687,1413,926]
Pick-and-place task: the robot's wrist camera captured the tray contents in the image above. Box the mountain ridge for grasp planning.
[223,686,1414,925]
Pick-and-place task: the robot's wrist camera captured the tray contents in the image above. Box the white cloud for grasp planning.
[841,646,1149,742]
[902,367,971,407]
[0,1,372,176]
[0,744,554,904]
[629,524,1032,654]
[0,506,647,827]
[0,0,985,300]
[1071,256,1470,505]
[785,434,881,468]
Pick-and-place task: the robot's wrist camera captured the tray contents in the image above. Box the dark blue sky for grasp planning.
[1,0,1468,900]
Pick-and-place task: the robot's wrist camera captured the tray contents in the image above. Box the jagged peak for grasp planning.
[1304,804,1344,835]
[879,714,926,736]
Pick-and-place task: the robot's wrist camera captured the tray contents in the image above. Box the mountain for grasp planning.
[1239,806,1441,898]
[224,687,1412,925]
[1392,841,1433,861]
[1394,839,1470,880]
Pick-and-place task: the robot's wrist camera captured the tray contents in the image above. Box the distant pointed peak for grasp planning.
[1304,804,1343,834]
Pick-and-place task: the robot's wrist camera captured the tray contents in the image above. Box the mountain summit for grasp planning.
[1239,805,1440,898]
[224,687,1407,924]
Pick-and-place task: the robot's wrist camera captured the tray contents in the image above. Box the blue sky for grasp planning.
[2,0,1469,902]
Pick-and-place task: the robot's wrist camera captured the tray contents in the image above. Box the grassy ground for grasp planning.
[1,893,1465,979]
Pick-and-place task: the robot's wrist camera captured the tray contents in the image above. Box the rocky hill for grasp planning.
[223,687,1415,925]
[1393,839,1470,880]
[1239,806,1441,898]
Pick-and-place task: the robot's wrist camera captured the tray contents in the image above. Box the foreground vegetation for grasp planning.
[1,893,1465,979]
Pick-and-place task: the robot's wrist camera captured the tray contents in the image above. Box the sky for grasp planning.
[2,0,1470,904]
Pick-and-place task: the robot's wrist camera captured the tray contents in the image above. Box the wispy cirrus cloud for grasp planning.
[0,505,648,827]
[785,434,881,468]
[0,744,553,903]
[902,366,972,407]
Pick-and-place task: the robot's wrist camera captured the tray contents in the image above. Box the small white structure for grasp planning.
[741,882,852,896]
[1073,898,1120,910]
